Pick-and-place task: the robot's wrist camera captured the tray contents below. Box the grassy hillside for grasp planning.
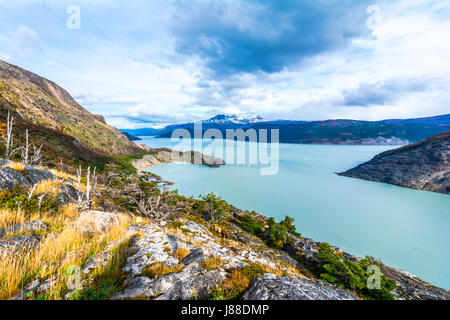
[0,60,146,159]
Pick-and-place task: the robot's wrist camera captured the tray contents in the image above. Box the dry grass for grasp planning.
[144,262,183,279]
[34,179,63,195]
[48,169,75,181]
[3,162,25,172]
[203,255,224,271]
[0,210,131,300]
[174,247,190,262]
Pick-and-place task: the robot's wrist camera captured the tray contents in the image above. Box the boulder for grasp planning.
[56,184,79,205]
[75,211,119,237]
[0,167,31,190]
[24,166,55,184]
[243,273,358,300]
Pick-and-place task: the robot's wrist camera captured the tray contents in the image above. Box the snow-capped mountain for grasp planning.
[203,114,264,125]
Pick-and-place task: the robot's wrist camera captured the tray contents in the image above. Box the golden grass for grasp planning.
[3,162,25,172]
[203,255,224,271]
[144,262,183,279]
[34,179,63,195]
[174,247,190,262]
[48,169,75,181]
[0,210,131,300]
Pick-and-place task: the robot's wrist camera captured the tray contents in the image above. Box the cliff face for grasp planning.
[339,131,450,194]
[0,60,145,156]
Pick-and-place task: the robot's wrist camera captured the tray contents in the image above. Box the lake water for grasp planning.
[140,136,450,289]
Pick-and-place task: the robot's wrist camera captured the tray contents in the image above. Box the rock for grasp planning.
[182,248,206,265]
[23,166,55,184]
[0,235,42,255]
[243,274,358,300]
[132,150,225,171]
[75,211,119,237]
[379,263,450,300]
[56,184,78,205]
[0,220,48,238]
[339,131,450,194]
[0,167,31,190]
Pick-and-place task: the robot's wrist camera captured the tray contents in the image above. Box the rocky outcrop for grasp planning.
[0,167,31,190]
[283,229,450,300]
[243,273,358,300]
[132,150,225,171]
[0,220,47,238]
[75,211,120,237]
[23,167,54,184]
[339,131,450,194]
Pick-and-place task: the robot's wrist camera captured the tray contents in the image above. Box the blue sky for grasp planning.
[1,0,449,128]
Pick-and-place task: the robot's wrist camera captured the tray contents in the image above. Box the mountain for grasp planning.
[0,60,146,162]
[120,131,142,141]
[339,131,450,194]
[203,114,264,125]
[143,114,450,145]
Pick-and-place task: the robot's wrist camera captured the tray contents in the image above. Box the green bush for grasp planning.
[317,243,396,300]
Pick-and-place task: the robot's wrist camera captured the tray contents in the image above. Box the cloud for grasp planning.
[341,78,432,107]
[170,0,372,76]
[0,25,42,58]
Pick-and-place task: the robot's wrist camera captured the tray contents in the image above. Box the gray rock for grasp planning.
[0,220,47,238]
[23,166,55,184]
[56,184,78,205]
[0,235,42,253]
[243,274,358,300]
[339,131,450,194]
[0,167,31,190]
[182,248,206,265]
[74,211,119,237]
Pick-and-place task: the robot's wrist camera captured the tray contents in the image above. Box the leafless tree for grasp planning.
[126,189,182,221]
[2,111,20,159]
[27,183,38,200]
[75,166,97,212]
[21,129,43,166]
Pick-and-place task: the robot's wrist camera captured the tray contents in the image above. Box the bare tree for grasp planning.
[127,190,182,221]
[75,166,97,212]
[21,129,43,166]
[2,111,20,159]
[29,144,43,166]
[27,183,38,200]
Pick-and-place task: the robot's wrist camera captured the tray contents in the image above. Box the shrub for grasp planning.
[317,243,396,300]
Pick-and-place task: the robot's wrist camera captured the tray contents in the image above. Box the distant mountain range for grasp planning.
[123,113,450,145]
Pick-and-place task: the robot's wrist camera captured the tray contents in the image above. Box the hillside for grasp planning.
[0,60,146,160]
[339,131,450,194]
[0,157,448,300]
[136,114,450,145]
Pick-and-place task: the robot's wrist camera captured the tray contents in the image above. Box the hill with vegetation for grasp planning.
[0,60,148,165]
[339,131,450,194]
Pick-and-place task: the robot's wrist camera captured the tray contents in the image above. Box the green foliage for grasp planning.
[193,193,230,221]
[74,240,130,300]
[0,184,60,214]
[240,214,265,235]
[317,243,396,300]
[240,215,301,250]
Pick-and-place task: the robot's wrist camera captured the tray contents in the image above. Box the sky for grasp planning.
[0,0,449,129]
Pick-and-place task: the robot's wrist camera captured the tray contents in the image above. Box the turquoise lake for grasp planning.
[140,137,450,289]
